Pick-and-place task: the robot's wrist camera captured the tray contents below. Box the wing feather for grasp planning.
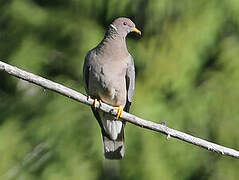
[124,56,135,112]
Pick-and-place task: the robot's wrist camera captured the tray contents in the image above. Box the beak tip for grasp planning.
[132,27,141,36]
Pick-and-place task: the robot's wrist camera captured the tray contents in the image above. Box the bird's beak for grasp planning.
[132,27,141,35]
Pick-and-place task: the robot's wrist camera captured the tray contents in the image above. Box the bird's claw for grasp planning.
[93,99,102,108]
[114,105,123,119]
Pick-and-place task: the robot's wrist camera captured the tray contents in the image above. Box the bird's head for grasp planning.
[109,17,141,37]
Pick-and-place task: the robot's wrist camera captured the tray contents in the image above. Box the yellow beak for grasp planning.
[132,27,141,35]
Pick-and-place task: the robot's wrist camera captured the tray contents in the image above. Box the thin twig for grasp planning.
[0,60,239,159]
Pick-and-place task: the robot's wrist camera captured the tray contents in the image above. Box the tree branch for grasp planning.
[1,60,239,159]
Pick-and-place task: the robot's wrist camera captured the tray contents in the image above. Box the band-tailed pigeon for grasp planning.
[83,17,141,159]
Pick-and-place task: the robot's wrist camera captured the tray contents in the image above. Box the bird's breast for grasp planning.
[89,63,127,106]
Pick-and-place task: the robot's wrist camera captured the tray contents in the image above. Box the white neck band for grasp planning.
[110,24,118,31]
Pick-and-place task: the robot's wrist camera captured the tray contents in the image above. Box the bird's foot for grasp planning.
[114,105,123,119]
[93,99,102,108]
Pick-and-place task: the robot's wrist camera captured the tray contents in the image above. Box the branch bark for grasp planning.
[1,60,239,159]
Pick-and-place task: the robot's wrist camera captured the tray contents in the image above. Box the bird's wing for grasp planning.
[83,51,107,134]
[83,52,91,93]
[124,55,135,112]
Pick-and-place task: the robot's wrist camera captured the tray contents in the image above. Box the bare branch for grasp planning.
[1,60,239,159]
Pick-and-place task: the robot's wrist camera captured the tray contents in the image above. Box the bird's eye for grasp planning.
[123,22,127,26]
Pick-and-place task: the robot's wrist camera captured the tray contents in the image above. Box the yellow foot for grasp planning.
[114,105,123,119]
[93,99,102,108]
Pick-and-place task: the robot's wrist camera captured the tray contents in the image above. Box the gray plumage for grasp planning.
[83,17,140,159]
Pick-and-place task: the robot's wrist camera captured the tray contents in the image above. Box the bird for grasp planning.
[83,17,141,159]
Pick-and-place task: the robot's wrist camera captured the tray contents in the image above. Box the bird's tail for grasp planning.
[102,127,125,159]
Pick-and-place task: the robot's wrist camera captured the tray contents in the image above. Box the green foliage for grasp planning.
[1,0,239,179]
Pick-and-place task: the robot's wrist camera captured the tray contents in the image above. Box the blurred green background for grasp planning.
[1,0,239,179]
